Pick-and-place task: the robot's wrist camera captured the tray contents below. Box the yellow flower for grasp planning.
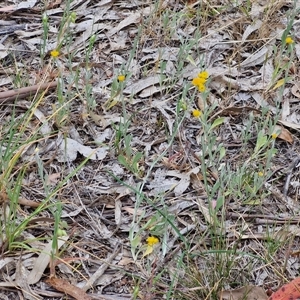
[258,171,264,177]
[192,77,206,86]
[198,71,209,79]
[192,70,208,92]
[192,109,201,118]
[117,75,125,82]
[285,36,294,45]
[271,133,278,139]
[146,236,159,246]
[50,49,59,58]
[143,236,159,257]
[198,84,206,92]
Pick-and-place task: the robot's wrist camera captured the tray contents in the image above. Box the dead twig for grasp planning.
[283,156,300,199]
[0,81,57,103]
[82,246,121,292]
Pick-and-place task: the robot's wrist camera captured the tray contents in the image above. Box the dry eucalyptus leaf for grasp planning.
[0,3,33,13]
[278,120,300,131]
[56,138,108,162]
[151,99,175,134]
[220,285,268,300]
[107,12,141,37]
[252,92,277,113]
[0,258,18,287]
[0,77,12,87]
[70,16,110,51]
[269,277,300,300]
[197,94,205,111]
[46,277,92,300]
[240,46,270,68]
[15,262,41,300]
[0,44,8,59]
[93,272,124,288]
[46,173,61,185]
[281,98,290,120]
[139,85,164,98]
[196,198,214,225]
[242,20,263,42]
[166,167,200,197]
[291,82,300,99]
[123,206,144,215]
[250,1,267,18]
[81,247,121,292]
[123,76,161,95]
[89,111,124,128]
[19,101,52,135]
[0,5,15,12]
[27,236,69,284]
[273,125,293,143]
[16,0,37,9]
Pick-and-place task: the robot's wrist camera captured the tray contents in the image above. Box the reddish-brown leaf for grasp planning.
[46,277,92,300]
[269,277,300,300]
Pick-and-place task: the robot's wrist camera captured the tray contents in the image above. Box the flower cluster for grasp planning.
[192,70,209,92]
[146,236,159,246]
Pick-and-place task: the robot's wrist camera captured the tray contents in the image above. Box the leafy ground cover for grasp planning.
[0,0,300,299]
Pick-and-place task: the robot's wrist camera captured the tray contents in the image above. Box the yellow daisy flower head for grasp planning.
[197,84,206,92]
[198,71,209,79]
[285,36,294,45]
[146,236,159,246]
[258,171,264,177]
[117,74,125,82]
[50,49,59,58]
[192,77,206,86]
[192,109,201,118]
[271,133,278,139]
